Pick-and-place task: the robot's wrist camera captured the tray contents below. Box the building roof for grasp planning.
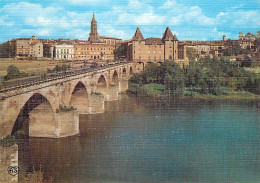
[173,35,178,41]
[145,38,163,45]
[99,36,122,40]
[162,27,174,40]
[132,27,144,41]
[57,40,73,45]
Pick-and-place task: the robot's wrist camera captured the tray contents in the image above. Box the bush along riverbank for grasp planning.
[127,57,260,100]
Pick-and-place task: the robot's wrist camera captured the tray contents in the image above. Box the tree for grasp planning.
[186,47,198,61]
[7,65,20,76]
[4,65,22,80]
[0,42,13,58]
[114,46,127,59]
[241,55,254,67]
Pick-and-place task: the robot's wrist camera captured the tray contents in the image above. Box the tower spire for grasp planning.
[92,12,96,21]
[89,13,99,42]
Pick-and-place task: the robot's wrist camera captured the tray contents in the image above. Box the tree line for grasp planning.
[129,57,260,96]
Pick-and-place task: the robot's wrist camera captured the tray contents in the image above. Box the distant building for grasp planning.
[74,40,114,60]
[239,31,258,41]
[127,27,187,66]
[223,35,226,41]
[184,40,224,58]
[54,39,74,60]
[9,35,43,59]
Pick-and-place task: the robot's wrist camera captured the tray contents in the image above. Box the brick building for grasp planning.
[74,40,114,60]
[9,35,43,59]
[127,27,187,65]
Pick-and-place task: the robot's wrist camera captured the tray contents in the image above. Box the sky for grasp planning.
[0,0,259,42]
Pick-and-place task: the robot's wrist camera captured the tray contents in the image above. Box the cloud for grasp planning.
[0,2,93,40]
[0,0,259,42]
[63,0,110,6]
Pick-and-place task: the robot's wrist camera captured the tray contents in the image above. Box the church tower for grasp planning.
[162,27,178,61]
[89,13,99,42]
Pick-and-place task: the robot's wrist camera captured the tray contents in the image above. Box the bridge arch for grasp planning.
[69,81,89,114]
[111,70,119,86]
[97,75,107,89]
[11,93,55,135]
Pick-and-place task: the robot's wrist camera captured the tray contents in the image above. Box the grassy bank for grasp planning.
[127,83,260,100]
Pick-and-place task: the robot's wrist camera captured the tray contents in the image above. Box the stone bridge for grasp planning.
[0,63,142,139]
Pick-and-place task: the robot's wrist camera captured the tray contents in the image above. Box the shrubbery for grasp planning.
[0,135,16,147]
[47,64,70,73]
[129,57,260,97]
[3,65,28,81]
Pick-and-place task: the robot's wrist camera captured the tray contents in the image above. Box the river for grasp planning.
[15,95,260,183]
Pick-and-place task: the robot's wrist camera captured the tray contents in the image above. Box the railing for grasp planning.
[0,62,130,93]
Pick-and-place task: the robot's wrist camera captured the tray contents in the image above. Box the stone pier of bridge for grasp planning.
[0,63,142,139]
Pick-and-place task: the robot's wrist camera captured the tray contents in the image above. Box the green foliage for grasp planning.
[129,56,260,97]
[114,46,127,57]
[7,65,20,75]
[47,64,70,73]
[129,61,185,95]
[59,105,76,112]
[3,65,28,81]
[224,42,242,56]
[0,135,15,147]
[0,42,13,58]
[241,55,255,67]
[127,83,165,97]
[186,47,198,61]
[142,83,165,97]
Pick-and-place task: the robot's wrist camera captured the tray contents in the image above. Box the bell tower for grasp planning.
[89,13,99,42]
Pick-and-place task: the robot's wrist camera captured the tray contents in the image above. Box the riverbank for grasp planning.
[127,83,260,101]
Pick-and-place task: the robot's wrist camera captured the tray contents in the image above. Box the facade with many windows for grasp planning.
[9,35,43,59]
[74,40,114,60]
[54,40,74,60]
[127,27,187,66]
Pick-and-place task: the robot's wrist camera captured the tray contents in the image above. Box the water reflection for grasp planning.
[16,95,260,182]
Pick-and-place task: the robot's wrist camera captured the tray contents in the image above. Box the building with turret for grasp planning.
[127,27,187,66]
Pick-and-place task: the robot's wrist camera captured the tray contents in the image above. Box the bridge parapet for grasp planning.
[0,63,140,139]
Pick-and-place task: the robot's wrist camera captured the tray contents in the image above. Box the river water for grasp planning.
[16,95,260,183]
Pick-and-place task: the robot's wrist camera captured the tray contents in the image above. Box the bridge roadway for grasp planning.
[0,62,142,139]
[0,62,129,94]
